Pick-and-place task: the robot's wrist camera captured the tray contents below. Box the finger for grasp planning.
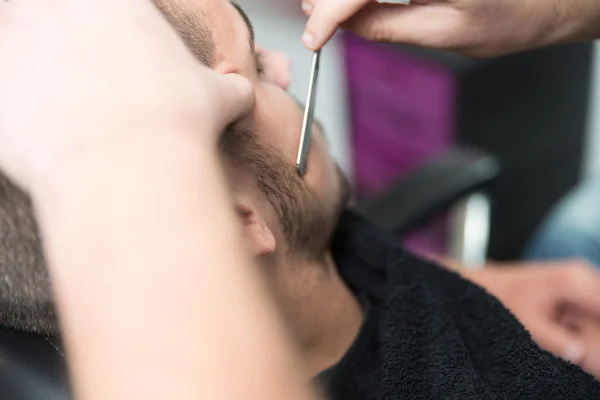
[302,0,315,16]
[344,4,472,51]
[561,310,600,378]
[576,325,600,378]
[581,346,600,380]
[558,263,600,318]
[256,47,292,91]
[528,314,585,364]
[343,3,411,42]
[302,0,370,50]
[211,73,255,129]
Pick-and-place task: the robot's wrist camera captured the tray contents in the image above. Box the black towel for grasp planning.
[318,211,600,399]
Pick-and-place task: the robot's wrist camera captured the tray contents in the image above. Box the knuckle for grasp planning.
[369,17,390,42]
[351,13,389,42]
[317,0,366,27]
[572,259,593,270]
[565,260,595,286]
[569,259,593,275]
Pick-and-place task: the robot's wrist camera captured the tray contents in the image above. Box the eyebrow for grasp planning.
[231,2,255,50]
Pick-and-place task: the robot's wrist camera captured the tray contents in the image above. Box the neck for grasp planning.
[271,252,363,379]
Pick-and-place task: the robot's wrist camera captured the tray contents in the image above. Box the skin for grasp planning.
[1,1,316,400]
[3,2,600,398]
[172,0,363,377]
[194,0,600,380]
[140,0,600,380]
[444,258,600,379]
[301,0,600,57]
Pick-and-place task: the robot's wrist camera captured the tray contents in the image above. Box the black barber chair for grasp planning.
[360,146,500,266]
[0,146,499,400]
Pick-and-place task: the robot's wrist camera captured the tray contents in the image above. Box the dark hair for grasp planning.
[0,174,58,336]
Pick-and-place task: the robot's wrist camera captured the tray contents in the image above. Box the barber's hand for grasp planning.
[0,0,254,193]
[559,307,600,378]
[463,261,600,372]
[301,0,600,57]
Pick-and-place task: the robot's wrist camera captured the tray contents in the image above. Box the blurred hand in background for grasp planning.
[459,260,600,379]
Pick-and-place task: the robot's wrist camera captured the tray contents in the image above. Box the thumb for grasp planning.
[302,0,371,50]
[557,263,600,318]
[528,315,585,364]
[211,73,255,130]
[343,3,468,50]
[343,3,414,42]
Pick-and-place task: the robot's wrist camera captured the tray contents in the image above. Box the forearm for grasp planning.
[34,130,312,400]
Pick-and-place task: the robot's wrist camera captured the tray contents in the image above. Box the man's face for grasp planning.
[163,0,350,261]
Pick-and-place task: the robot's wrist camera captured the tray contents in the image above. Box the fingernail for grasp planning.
[302,1,314,13]
[564,342,584,364]
[302,31,315,49]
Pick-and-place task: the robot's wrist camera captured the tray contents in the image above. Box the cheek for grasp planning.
[249,84,337,201]
[306,139,337,197]
[251,86,304,164]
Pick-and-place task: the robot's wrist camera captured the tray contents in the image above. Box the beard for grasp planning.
[220,123,345,261]
[0,120,351,338]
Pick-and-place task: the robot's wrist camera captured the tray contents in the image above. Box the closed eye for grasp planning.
[255,51,267,76]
